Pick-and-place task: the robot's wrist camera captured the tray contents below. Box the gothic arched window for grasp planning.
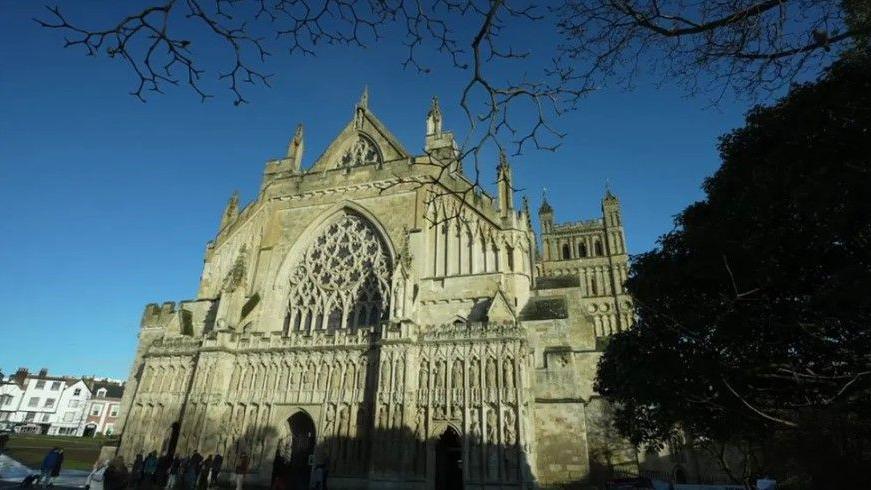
[578,243,587,257]
[562,244,571,260]
[286,211,392,333]
[336,134,382,169]
[594,240,604,256]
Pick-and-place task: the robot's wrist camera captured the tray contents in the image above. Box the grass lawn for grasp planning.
[4,434,105,471]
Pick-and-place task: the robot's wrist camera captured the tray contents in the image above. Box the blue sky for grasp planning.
[0,1,754,379]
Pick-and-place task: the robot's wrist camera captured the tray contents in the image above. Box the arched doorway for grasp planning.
[82,424,97,437]
[273,411,317,490]
[435,427,463,490]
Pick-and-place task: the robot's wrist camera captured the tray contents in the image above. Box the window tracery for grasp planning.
[286,211,392,333]
[336,134,382,168]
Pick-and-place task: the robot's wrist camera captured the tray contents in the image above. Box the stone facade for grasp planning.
[117,93,636,488]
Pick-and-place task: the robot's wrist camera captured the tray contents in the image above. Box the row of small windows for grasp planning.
[562,241,604,260]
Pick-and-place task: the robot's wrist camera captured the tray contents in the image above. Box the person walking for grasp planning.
[156,453,171,487]
[209,453,223,487]
[197,456,212,490]
[104,455,129,490]
[143,451,159,488]
[234,452,249,490]
[39,447,60,487]
[131,453,145,488]
[49,449,64,485]
[185,451,203,489]
[165,456,181,489]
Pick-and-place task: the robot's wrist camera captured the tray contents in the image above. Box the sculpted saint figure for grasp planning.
[452,360,463,391]
[504,408,516,445]
[395,360,404,393]
[435,361,444,389]
[419,361,429,391]
[503,359,515,394]
[330,364,341,394]
[486,407,498,443]
[486,359,496,390]
[338,405,349,436]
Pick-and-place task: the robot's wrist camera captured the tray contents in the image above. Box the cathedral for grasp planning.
[116,91,635,489]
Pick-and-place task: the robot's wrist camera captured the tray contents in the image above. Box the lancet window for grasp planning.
[285,211,392,333]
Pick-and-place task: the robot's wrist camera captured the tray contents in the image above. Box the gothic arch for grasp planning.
[271,202,396,330]
[272,201,397,287]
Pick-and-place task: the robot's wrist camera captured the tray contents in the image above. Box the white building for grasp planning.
[51,379,91,436]
[0,368,92,435]
[0,380,26,429]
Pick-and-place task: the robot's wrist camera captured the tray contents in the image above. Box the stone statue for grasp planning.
[504,407,516,445]
[304,363,315,390]
[470,409,481,439]
[426,96,442,136]
[486,407,498,443]
[419,361,429,392]
[503,359,515,396]
[435,361,444,389]
[452,360,463,391]
[470,360,479,389]
[330,364,341,394]
[392,405,402,429]
[318,364,329,391]
[486,358,496,391]
[338,404,349,436]
[344,363,355,393]
[324,404,335,434]
[395,360,404,393]
[380,360,391,389]
[378,404,388,429]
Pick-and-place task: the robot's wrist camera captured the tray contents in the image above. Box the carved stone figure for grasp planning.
[504,407,516,445]
[324,404,336,434]
[419,361,429,393]
[486,407,498,443]
[452,360,463,391]
[394,359,404,393]
[503,359,514,392]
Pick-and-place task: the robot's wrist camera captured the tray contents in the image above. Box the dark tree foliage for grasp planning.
[595,54,871,486]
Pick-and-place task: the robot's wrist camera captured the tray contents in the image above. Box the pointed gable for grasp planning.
[486,289,517,324]
[308,96,411,172]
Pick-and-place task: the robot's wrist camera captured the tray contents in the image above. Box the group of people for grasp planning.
[101,450,245,489]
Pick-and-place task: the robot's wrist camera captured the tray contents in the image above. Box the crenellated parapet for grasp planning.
[140,301,178,329]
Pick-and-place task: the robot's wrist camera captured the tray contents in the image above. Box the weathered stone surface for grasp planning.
[117,96,634,488]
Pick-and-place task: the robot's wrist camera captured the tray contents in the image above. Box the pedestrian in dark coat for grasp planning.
[166,457,182,489]
[210,453,223,487]
[197,456,212,489]
[143,450,159,486]
[39,447,60,487]
[50,449,64,477]
[156,454,171,487]
[184,451,203,489]
[131,453,145,488]
[105,455,129,490]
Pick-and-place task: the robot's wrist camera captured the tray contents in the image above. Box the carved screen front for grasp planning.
[286,211,392,333]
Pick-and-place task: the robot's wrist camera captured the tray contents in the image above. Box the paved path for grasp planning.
[0,454,87,488]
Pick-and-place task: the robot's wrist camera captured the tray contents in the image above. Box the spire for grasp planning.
[358,85,369,110]
[497,149,514,219]
[220,191,240,230]
[426,96,442,136]
[604,179,618,201]
[286,123,304,172]
[539,187,553,214]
